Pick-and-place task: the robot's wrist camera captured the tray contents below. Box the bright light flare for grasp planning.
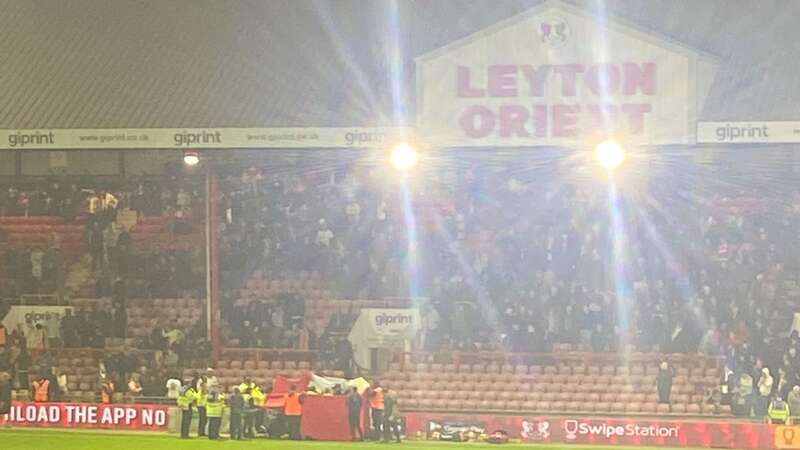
[594,140,625,171]
[183,151,200,167]
[390,143,418,171]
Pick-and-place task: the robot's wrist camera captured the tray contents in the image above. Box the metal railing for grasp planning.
[392,350,724,371]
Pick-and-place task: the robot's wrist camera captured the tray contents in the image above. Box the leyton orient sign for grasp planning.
[415,0,718,147]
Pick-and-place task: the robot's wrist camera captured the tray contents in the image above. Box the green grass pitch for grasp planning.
[0,429,717,450]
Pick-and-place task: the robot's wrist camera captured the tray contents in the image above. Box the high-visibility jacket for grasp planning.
[33,379,50,402]
[206,394,225,417]
[285,393,303,416]
[369,387,384,410]
[101,382,114,404]
[251,387,265,406]
[238,382,254,395]
[769,399,791,423]
[177,387,197,411]
[196,388,207,407]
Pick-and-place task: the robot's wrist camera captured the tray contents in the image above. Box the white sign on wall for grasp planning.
[697,122,800,144]
[2,305,73,339]
[416,0,717,147]
[348,308,420,369]
[0,127,410,150]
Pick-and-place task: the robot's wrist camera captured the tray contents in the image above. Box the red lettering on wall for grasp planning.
[532,105,548,137]
[487,65,518,97]
[622,62,656,95]
[457,66,485,97]
[459,105,495,138]
[498,105,530,137]
[552,104,580,137]
[622,103,652,134]
[553,64,584,96]
[585,64,622,96]
[521,64,551,97]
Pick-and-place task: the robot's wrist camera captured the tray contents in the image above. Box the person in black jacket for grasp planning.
[0,372,11,416]
[228,388,244,440]
[382,389,402,443]
[657,361,674,404]
[347,387,363,441]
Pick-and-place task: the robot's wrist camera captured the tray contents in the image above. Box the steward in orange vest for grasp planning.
[101,379,115,404]
[32,377,50,402]
[284,385,304,440]
[368,383,385,439]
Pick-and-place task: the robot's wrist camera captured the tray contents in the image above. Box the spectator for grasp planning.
[789,386,800,419]
[656,362,674,404]
[56,371,68,400]
[127,373,143,397]
[166,376,181,399]
[756,367,774,416]
[733,371,754,417]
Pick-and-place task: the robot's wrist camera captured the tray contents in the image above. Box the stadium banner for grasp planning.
[349,308,420,369]
[415,0,718,147]
[0,401,169,431]
[300,394,370,441]
[697,121,800,144]
[404,413,778,449]
[1,305,72,337]
[0,127,410,150]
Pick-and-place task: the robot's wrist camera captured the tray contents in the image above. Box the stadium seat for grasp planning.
[626,402,642,413]
[594,402,611,413]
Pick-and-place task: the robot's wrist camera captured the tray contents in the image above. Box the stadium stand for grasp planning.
[0,153,798,421]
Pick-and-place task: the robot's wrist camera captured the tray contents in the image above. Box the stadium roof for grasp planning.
[1,0,798,129]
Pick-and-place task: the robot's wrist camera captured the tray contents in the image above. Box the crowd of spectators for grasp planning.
[0,175,200,220]
[1,151,799,417]
[0,176,204,296]
[0,174,207,399]
[214,153,800,401]
[0,307,209,400]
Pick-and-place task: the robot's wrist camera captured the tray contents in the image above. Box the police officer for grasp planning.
[250,384,267,434]
[206,389,225,440]
[769,396,791,424]
[195,376,208,437]
[177,381,198,439]
[238,376,255,395]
